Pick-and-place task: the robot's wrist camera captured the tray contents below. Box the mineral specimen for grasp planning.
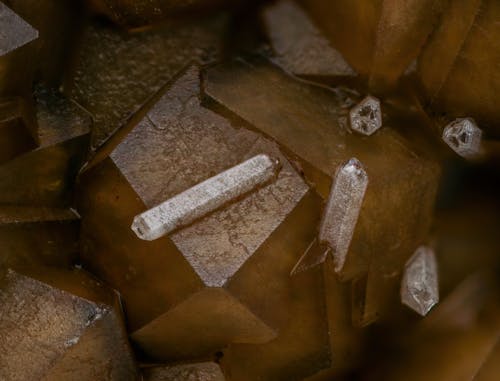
[79,66,314,360]
[442,118,483,159]
[142,362,225,381]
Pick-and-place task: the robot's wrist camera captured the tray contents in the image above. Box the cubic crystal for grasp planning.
[401,246,439,316]
[442,118,482,158]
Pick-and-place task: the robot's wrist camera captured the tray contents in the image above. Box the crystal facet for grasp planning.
[401,245,439,316]
[442,118,482,158]
[349,96,382,136]
[143,362,226,381]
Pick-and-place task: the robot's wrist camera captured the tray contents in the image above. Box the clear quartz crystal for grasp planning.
[401,245,439,316]
[132,154,280,241]
[349,96,382,136]
[442,118,482,158]
[320,158,368,272]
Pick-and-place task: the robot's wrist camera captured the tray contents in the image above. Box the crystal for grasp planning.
[0,2,38,96]
[299,0,446,90]
[0,267,138,380]
[0,206,79,269]
[0,86,90,206]
[204,58,441,320]
[401,246,439,316]
[349,96,382,136]
[442,118,482,159]
[132,154,281,241]
[0,96,38,164]
[66,15,226,151]
[143,362,226,381]
[262,0,356,79]
[79,66,313,359]
[418,0,500,136]
[221,266,331,381]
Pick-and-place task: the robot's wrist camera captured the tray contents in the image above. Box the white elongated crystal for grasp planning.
[320,158,368,272]
[132,154,280,241]
[401,246,439,316]
[442,118,482,158]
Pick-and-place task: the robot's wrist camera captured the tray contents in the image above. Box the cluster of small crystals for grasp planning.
[0,0,498,380]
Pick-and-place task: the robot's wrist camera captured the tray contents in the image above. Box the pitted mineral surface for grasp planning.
[442,118,482,158]
[143,362,225,381]
[0,2,38,56]
[349,96,382,136]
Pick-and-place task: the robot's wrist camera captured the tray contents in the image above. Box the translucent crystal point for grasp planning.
[442,118,482,158]
[401,246,439,316]
[321,158,368,272]
[349,96,382,136]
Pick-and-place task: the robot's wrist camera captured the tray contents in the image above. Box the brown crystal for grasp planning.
[142,362,226,381]
[78,66,314,359]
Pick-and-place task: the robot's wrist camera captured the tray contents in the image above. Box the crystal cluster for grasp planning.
[0,0,498,380]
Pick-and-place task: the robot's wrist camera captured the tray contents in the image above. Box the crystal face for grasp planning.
[349,96,382,136]
[401,246,439,316]
[442,118,482,158]
[0,2,38,56]
[132,154,281,242]
[0,268,137,381]
[262,0,355,78]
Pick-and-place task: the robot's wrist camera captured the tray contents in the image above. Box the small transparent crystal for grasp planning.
[401,246,439,316]
[349,96,382,136]
[442,118,482,158]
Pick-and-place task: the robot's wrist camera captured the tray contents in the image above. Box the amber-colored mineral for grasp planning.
[78,65,317,360]
[0,267,138,380]
[142,362,226,381]
[0,86,90,206]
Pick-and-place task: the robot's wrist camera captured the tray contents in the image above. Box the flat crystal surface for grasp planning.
[401,246,439,316]
[0,2,38,56]
[442,118,482,158]
[349,96,382,136]
[132,154,280,241]
[263,0,355,77]
[320,158,368,272]
[143,362,225,381]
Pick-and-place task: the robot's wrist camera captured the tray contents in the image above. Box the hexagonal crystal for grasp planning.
[401,246,439,316]
[349,96,382,136]
[442,118,482,158]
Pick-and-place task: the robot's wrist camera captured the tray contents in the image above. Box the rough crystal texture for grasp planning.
[67,16,226,151]
[299,0,446,90]
[0,268,138,381]
[418,0,500,136]
[0,2,38,55]
[132,154,280,243]
[401,246,439,316]
[0,86,90,206]
[143,362,225,381]
[262,0,355,78]
[204,58,440,325]
[349,96,382,136]
[79,66,311,359]
[0,96,38,164]
[442,118,482,158]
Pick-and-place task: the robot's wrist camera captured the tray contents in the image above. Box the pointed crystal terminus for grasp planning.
[132,154,281,241]
[321,158,368,272]
[292,158,368,275]
[442,118,482,158]
[401,245,439,316]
